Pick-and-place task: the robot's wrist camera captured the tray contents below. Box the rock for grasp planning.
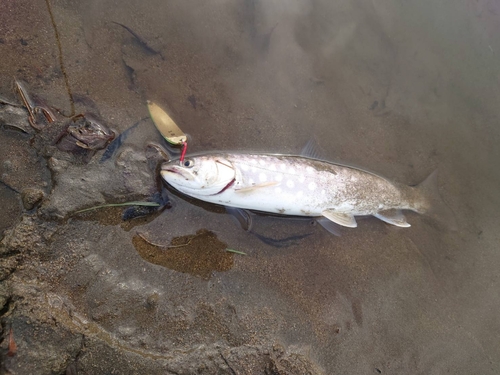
[2,315,83,375]
[40,147,156,218]
[0,215,56,259]
[146,292,159,308]
[3,160,12,171]
[21,188,44,210]
[0,257,18,281]
[0,104,32,133]
[0,280,11,311]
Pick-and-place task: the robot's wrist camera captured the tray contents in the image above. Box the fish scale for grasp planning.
[227,154,409,215]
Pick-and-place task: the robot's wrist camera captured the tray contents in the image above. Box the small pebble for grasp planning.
[146,292,159,308]
[21,188,44,210]
[3,160,12,171]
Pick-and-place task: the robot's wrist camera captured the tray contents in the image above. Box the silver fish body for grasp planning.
[161,153,435,228]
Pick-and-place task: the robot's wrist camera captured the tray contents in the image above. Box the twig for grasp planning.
[137,232,194,249]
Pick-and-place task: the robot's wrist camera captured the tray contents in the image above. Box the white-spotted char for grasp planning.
[161,153,448,229]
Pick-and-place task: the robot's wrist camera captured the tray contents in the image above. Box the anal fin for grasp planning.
[374,209,411,227]
[316,217,342,236]
[322,209,357,228]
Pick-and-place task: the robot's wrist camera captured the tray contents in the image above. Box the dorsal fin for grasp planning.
[300,138,328,161]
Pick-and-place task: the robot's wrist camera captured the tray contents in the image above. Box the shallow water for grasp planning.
[1,0,500,373]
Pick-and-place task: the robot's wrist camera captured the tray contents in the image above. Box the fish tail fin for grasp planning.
[414,170,457,230]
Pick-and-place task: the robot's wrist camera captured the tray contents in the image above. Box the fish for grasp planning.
[122,188,171,220]
[65,114,115,150]
[112,21,165,59]
[160,152,452,230]
[100,117,146,162]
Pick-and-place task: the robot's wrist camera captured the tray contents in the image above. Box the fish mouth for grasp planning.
[160,166,193,181]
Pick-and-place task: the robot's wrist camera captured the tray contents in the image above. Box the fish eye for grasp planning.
[183,159,194,168]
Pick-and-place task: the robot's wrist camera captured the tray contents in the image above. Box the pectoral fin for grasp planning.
[374,209,411,227]
[321,209,357,228]
[235,181,280,194]
[226,207,253,231]
[75,140,90,149]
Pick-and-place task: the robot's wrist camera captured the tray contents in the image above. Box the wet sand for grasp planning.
[1,0,499,373]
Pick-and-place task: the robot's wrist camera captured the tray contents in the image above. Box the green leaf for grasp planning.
[225,248,247,256]
[75,201,160,214]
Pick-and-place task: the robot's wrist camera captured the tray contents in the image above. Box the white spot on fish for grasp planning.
[296,191,303,198]
[251,167,257,173]
[274,187,282,194]
[248,178,255,185]
[259,173,267,182]
[308,182,317,191]
[241,164,249,171]
[288,167,295,174]
[286,180,295,188]
[251,159,257,165]
[259,159,265,166]
[269,164,276,171]
[280,164,286,171]
[306,166,314,174]
[275,174,283,182]
[321,189,326,195]
[298,175,305,183]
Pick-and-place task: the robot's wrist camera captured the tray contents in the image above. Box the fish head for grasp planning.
[160,156,235,196]
[67,114,115,150]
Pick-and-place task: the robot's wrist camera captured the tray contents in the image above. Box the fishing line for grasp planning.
[179,141,188,164]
